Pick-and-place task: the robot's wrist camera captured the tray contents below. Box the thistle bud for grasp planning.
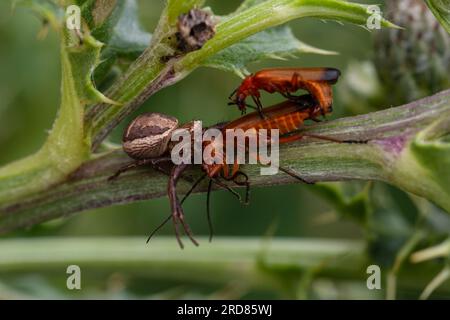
[374,0,450,105]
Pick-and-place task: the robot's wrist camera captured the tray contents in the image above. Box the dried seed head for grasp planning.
[176,9,216,52]
[123,113,179,159]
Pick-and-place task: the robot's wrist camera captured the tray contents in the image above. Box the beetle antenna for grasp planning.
[181,173,207,205]
[146,214,172,243]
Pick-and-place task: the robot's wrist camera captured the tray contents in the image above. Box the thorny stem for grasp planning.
[0,90,449,234]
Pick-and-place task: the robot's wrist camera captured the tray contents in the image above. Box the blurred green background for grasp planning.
[0,0,448,299]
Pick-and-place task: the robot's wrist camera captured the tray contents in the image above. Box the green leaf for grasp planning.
[202,26,336,77]
[93,0,152,84]
[79,0,124,43]
[78,0,151,59]
[308,182,371,225]
[391,104,450,213]
[410,113,450,208]
[14,0,64,29]
[105,0,152,58]
[425,0,450,34]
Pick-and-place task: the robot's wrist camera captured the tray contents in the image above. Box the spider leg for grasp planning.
[108,159,154,181]
[168,164,199,248]
[109,157,173,181]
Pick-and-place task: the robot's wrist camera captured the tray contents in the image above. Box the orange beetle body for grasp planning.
[230,67,341,115]
[204,95,324,179]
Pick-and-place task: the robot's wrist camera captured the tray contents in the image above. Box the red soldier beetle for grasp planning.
[228,67,341,117]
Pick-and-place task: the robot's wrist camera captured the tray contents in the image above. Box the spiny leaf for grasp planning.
[202,26,336,77]
[425,0,450,34]
[65,32,119,105]
[93,0,152,85]
[0,0,122,203]
[15,0,121,104]
[79,0,124,44]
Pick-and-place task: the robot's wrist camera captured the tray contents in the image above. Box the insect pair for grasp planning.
[111,68,354,248]
[228,67,341,117]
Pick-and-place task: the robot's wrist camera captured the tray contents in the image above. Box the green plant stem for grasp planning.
[0,237,447,296]
[0,238,364,290]
[0,90,449,234]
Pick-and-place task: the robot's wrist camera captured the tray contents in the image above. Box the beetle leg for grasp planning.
[301,133,369,144]
[279,133,305,144]
[279,132,368,145]
[228,88,238,100]
[279,166,314,184]
[231,171,250,205]
[251,95,267,119]
[256,148,313,185]
[231,159,240,178]
[212,177,242,202]
[244,103,258,111]
[222,160,230,179]
[281,92,292,99]
[291,72,300,89]
[281,93,318,112]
